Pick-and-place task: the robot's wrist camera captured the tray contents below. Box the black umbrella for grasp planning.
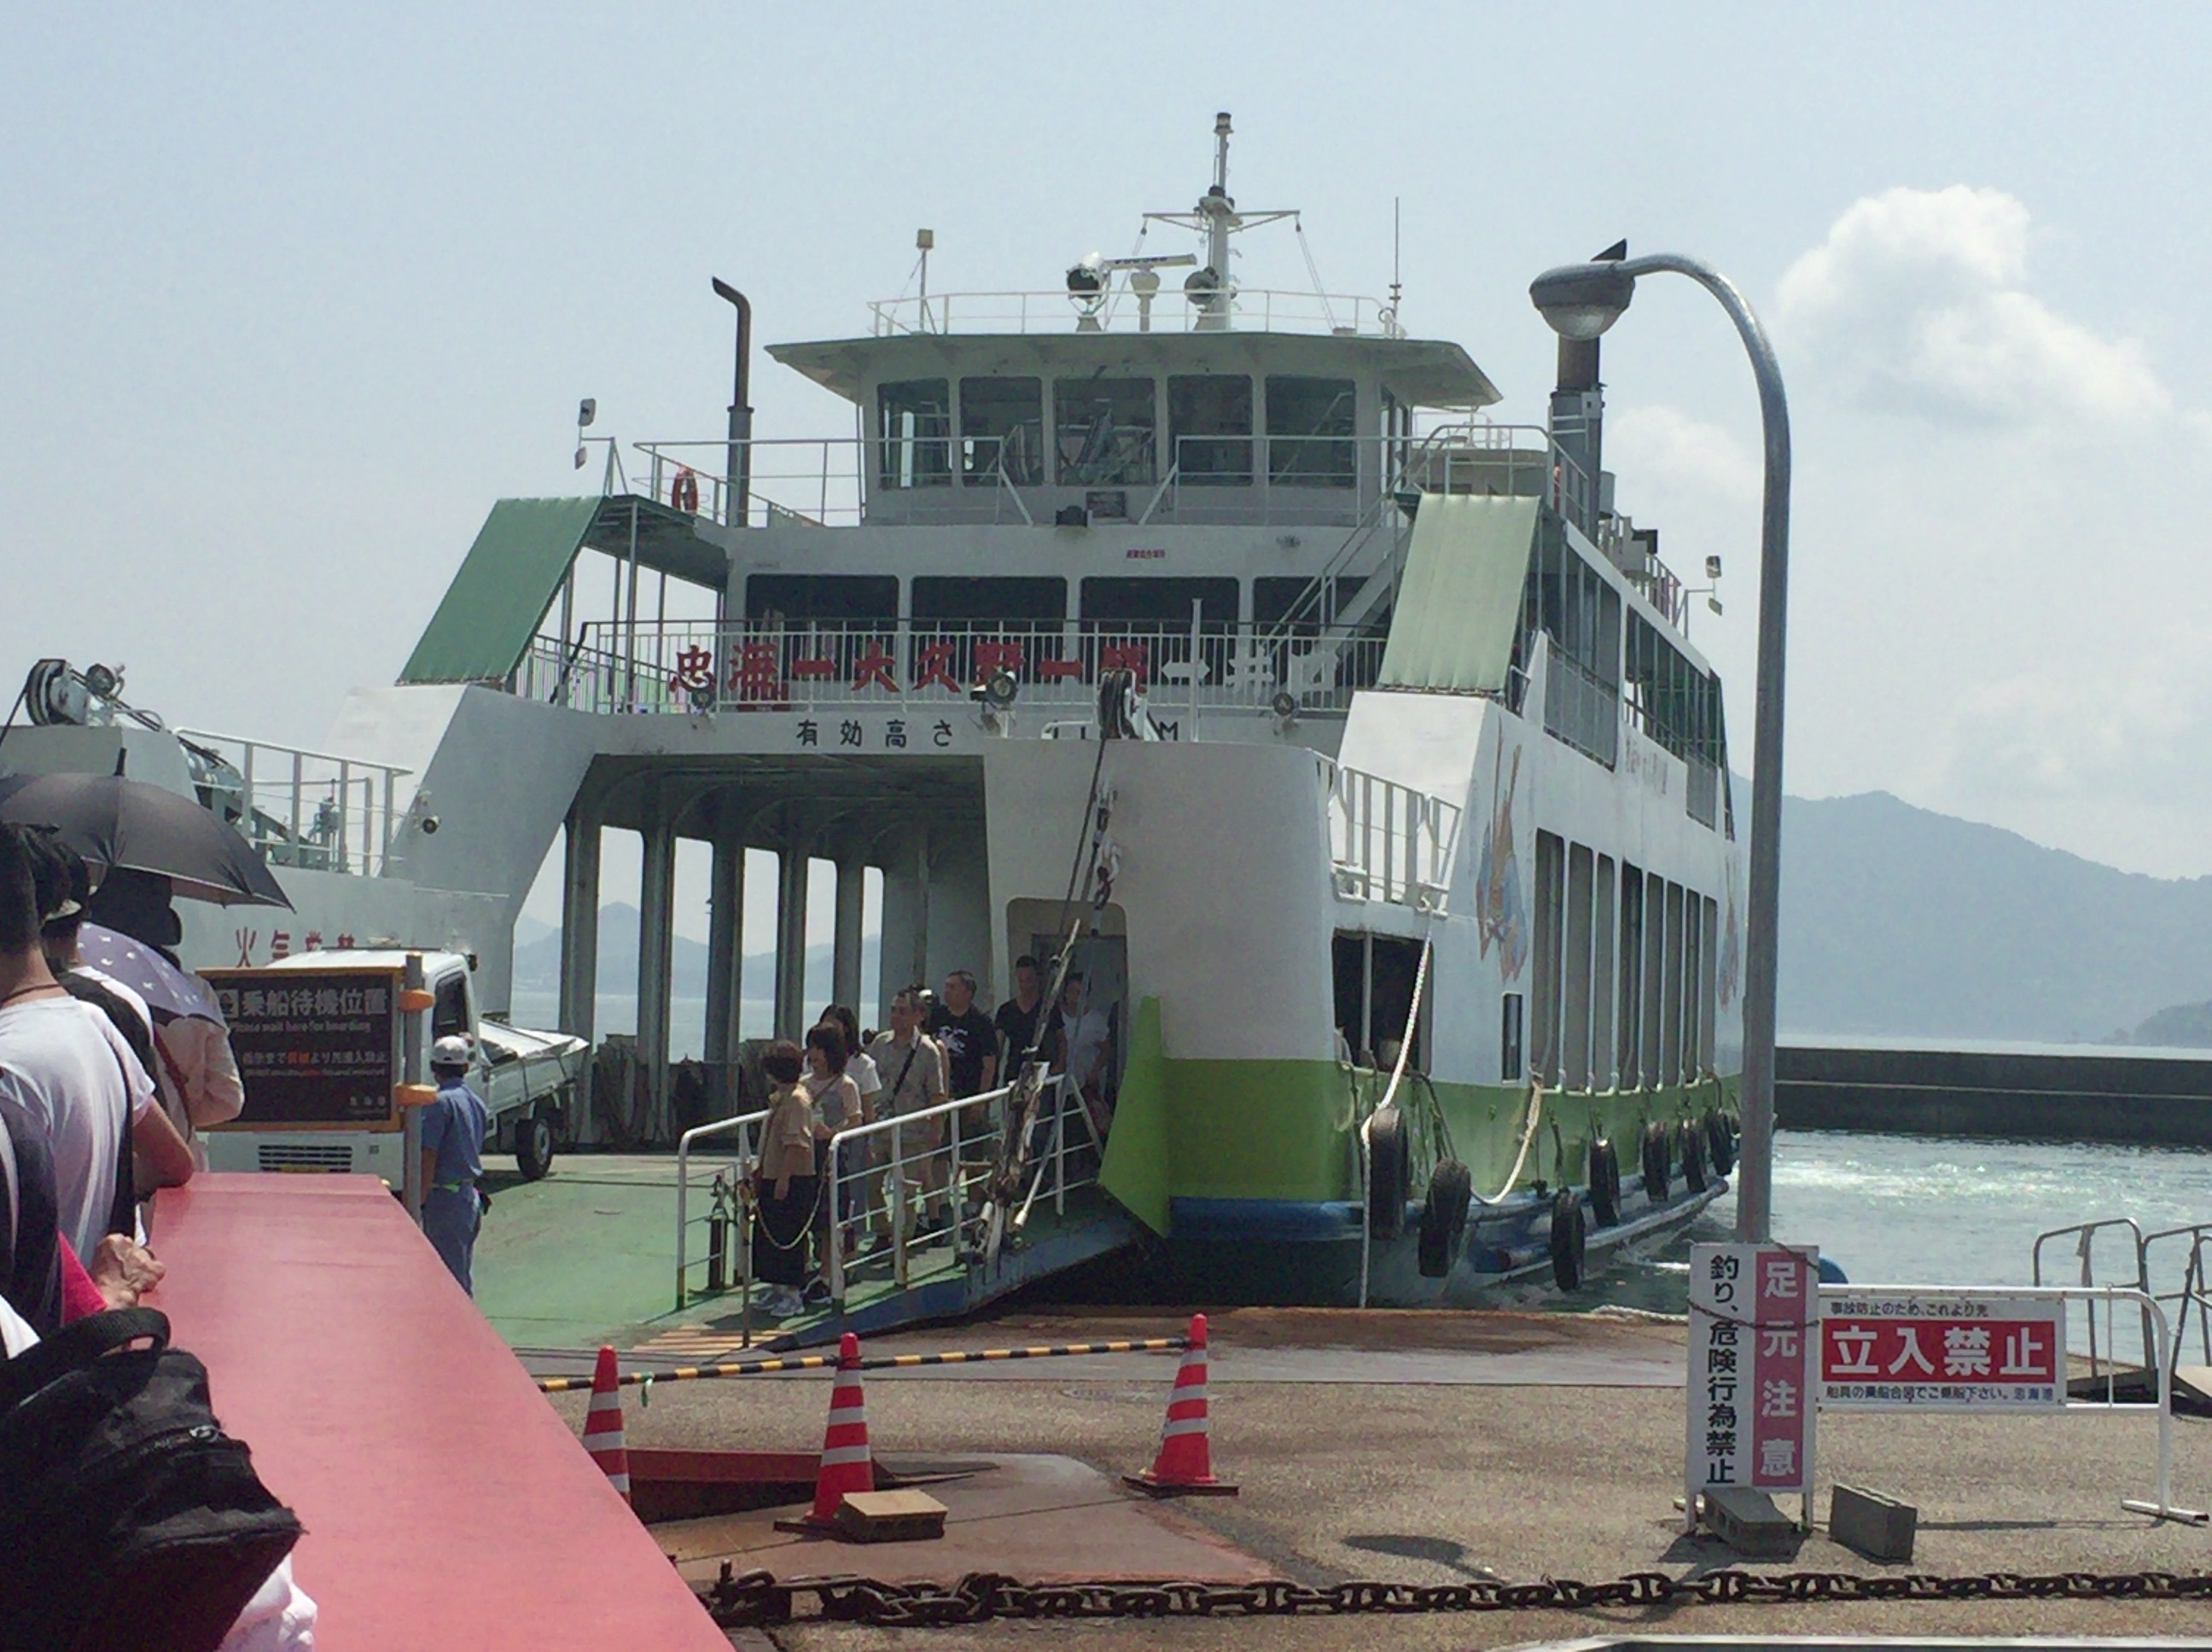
[0,772,292,908]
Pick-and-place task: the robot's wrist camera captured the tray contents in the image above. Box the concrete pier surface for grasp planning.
[541,1306,2212,1648]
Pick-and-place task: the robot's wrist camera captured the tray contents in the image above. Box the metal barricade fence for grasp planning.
[1818,1282,2204,1525]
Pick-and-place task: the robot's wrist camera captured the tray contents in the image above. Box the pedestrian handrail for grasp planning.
[674,1108,771,1310]
[2033,1218,2152,1379]
[818,1070,1086,1308]
[2139,1223,2212,1380]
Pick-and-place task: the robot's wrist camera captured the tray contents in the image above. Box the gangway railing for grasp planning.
[2140,1224,2212,1382]
[672,1074,1097,1333]
[2033,1218,2156,1380]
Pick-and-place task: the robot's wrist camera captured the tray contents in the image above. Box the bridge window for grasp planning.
[959,377,1043,487]
[1266,375,1356,488]
[911,577,1066,623]
[1079,578,1238,627]
[877,379,952,490]
[1056,377,1155,486]
[745,574,899,623]
[1253,575,1368,628]
[1168,374,1253,486]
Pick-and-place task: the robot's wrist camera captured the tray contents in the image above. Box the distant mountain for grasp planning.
[509,902,838,999]
[2115,1000,2212,1050]
[514,798,2212,1045]
[1779,791,2212,1044]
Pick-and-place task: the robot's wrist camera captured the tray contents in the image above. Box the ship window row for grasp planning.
[743,573,1365,629]
[1527,833,1717,1091]
[876,374,1358,492]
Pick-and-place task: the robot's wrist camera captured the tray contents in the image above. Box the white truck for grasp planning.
[200,950,586,1196]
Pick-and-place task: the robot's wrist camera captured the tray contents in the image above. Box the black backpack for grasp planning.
[0,1308,303,1652]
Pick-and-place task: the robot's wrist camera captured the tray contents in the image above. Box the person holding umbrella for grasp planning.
[0,825,191,1257]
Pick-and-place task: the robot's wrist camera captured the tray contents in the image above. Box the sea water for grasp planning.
[1566,1130,2212,1318]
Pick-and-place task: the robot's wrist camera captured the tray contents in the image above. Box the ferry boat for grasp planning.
[3,115,1741,1314]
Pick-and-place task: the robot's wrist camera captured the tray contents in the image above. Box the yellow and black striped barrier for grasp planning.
[537,1336,1189,1394]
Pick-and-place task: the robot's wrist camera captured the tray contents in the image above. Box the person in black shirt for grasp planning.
[993,955,1045,1073]
[927,970,997,1096]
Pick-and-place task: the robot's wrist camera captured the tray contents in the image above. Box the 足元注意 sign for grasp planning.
[1688,1243,1821,1500]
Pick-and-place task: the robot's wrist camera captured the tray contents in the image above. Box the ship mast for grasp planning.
[1145,111,1295,333]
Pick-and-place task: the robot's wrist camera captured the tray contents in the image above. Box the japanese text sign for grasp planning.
[1818,1291,2064,1411]
[1687,1243,1819,1502]
[204,969,400,1129]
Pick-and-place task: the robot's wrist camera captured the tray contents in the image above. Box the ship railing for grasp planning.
[1326,763,1461,913]
[1541,650,1621,770]
[173,729,410,879]
[512,618,1390,721]
[672,1075,1091,1328]
[866,287,1403,339]
[616,428,1669,550]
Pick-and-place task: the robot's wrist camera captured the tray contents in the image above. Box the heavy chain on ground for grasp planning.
[698,1567,2212,1630]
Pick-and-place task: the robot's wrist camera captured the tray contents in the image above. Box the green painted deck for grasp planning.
[472,1153,1132,1354]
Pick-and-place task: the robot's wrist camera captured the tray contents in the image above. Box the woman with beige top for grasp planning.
[751,1040,819,1318]
[803,1021,868,1265]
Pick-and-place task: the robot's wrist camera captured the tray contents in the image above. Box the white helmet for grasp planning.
[431,1035,473,1070]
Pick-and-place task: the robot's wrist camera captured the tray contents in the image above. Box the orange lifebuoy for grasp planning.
[671,467,700,513]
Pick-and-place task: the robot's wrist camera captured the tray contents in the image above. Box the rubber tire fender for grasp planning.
[1586,1137,1621,1229]
[1705,1109,1736,1177]
[1641,1120,1670,1205]
[1366,1104,1409,1242]
[1679,1117,1708,1195]
[1416,1159,1473,1278]
[1549,1187,1587,1292]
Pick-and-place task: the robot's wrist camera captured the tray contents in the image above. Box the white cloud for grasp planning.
[1605,404,1761,506]
[1777,185,2168,427]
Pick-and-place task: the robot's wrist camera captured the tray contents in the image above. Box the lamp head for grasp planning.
[1529,262,1637,341]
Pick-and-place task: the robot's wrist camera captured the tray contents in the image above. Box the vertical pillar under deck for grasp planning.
[559,803,602,1143]
[637,794,677,1143]
[704,826,746,1096]
[773,835,811,1040]
[833,856,865,1017]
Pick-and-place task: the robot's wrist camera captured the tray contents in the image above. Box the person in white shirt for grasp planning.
[0,827,192,1254]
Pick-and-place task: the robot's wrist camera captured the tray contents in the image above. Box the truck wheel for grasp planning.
[515,1113,556,1181]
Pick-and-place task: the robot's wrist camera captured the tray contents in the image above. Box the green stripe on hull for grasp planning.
[1101,996,1739,1231]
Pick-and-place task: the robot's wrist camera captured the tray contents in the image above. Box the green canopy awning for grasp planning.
[1376,494,1539,694]
[399,496,726,685]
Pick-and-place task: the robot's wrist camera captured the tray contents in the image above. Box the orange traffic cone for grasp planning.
[582,1344,630,1504]
[1125,1312,1237,1497]
[779,1331,874,1532]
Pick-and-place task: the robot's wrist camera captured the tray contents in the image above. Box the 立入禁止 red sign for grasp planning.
[1818,1292,2064,1411]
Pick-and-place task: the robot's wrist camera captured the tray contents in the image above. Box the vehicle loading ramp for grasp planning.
[399,494,725,686]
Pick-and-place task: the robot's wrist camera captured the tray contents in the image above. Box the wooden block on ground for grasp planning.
[1830,1483,1916,1564]
[1701,1486,1798,1557]
[834,1489,948,1544]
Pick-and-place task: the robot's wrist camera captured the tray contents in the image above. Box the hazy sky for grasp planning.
[7,3,2211,948]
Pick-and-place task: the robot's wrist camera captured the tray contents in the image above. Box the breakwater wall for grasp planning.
[1777,1042,2212,1148]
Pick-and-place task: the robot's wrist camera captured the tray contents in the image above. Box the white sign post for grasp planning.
[1819,1289,2064,1411]
[1686,1242,1820,1530]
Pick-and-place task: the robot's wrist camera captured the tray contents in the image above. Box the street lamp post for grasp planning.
[1528,252,1791,1244]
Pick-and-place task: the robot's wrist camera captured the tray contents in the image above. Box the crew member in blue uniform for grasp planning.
[421,1034,490,1294]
